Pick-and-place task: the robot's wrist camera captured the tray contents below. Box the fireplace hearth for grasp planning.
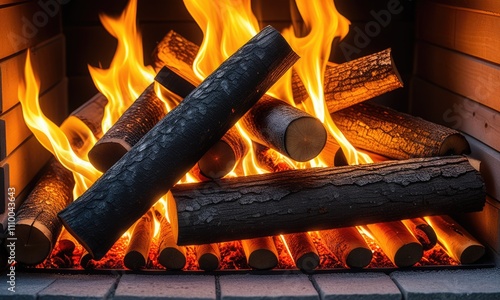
[0,0,499,298]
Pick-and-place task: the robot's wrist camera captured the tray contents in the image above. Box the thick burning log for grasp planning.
[169,156,485,246]
[195,244,220,271]
[365,221,423,267]
[58,26,298,260]
[331,102,471,159]
[425,215,485,264]
[253,143,295,173]
[281,233,319,272]
[152,31,403,113]
[88,84,167,172]
[15,159,74,265]
[292,48,403,112]
[241,237,278,270]
[124,210,154,270]
[319,227,372,268]
[240,95,327,162]
[401,218,437,251]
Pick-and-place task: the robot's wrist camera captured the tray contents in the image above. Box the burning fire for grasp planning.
[18,0,454,270]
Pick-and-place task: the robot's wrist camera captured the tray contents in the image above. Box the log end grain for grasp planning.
[460,245,485,264]
[345,247,373,269]
[247,248,279,270]
[158,247,186,270]
[88,138,130,172]
[296,252,320,272]
[198,140,236,179]
[198,252,220,271]
[123,250,147,270]
[393,242,423,268]
[286,117,327,162]
[439,133,471,156]
[15,223,52,265]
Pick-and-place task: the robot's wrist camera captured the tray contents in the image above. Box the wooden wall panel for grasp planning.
[417,1,500,64]
[411,78,499,152]
[0,1,61,59]
[414,42,500,113]
[0,34,66,113]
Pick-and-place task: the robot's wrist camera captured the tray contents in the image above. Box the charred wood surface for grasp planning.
[292,48,403,112]
[331,102,471,160]
[15,159,74,265]
[58,26,298,260]
[88,84,167,172]
[169,156,485,246]
[241,95,326,162]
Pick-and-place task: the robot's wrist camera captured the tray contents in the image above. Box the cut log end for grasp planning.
[346,247,373,269]
[198,140,236,179]
[198,253,220,271]
[123,251,147,270]
[285,117,327,161]
[461,245,486,265]
[439,133,471,156]
[88,139,130,172]
[394,242,424,268]
[247,249,278,270]
[158,248,186,270]
[296,252,320,272]
[15,224,52,265]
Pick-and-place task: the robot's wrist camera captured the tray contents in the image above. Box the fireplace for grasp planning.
[1,0,499,298]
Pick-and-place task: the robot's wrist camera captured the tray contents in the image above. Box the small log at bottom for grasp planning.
[241,237,278,270]
[281,233,319,272]
[424,215,485,264]
[15,159,74,265]
[319,227,372,268]
[365,221,423,267]
[195,244,220,271]
[124,210,154,270]
[401,218,437,251]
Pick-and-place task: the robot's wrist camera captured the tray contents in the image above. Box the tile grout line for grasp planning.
[215,275,221,300]
[105,273,123,300]
[307,274,323,300]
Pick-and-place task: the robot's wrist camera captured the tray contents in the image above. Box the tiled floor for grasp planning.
[1,268,500,299]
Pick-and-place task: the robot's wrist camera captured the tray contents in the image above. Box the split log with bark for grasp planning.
[15,159,74,265]
[365,221,423,267]
[59,26,299,259]
[319,227,372,268]
[281,233,319,272]
[124,210,154,270]
[425,215,485,264]
[241,237,278,270]
[331,102,471,159]
[169,156,485,245]
[401,218,437,251]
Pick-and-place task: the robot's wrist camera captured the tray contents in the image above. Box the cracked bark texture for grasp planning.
[292,48,403,112]
[169,156,485,245]
[331,102,471,159]
[88,84,167,172]
[16,159,75,265]
[58,26,298,260]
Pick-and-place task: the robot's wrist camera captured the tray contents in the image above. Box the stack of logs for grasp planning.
[11,26,486,271]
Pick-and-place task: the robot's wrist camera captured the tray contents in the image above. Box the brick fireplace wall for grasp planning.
[0,0,68,230]
[410,0,500,260]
